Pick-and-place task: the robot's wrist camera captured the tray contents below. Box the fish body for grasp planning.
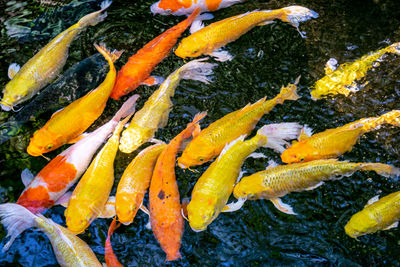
[187,123,301,231]
[281,110,400,164]
[116,143,166,225]
[150,0,243,16]
[149,112,206,261]
[111,8,200,100]
[178,79,300,168]
[345,191,400,238]
[0,203,102,266]
[65,113,131,234]
[311,42,400,99]
[175,6,318,61]
[16,95,138,214]
[0,0,111,111]
[27,44,122,157]
[119,58,216,153]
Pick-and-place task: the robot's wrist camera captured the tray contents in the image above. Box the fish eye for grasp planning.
[199,157,204,162]
[46,144,53,150]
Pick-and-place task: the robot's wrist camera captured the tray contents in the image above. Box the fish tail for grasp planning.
[77,0,112,28]
[177,58,218,84]
[361,110,400,132]
[271,75,301,107]
[256,122,302,152]
[94,43,123,64]
[385,42,400,55]
[105,217,123,267]
[359,163,400,178]
[0,203,38,252]
[279,6,319,27]
[112,94,140,122]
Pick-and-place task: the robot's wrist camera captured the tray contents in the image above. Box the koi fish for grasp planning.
[150,0,243,16]
[116,143,166,225]
[345,191,400,238]
[105,217,123,267]
[0,0,112,111]
[311,42,400,99]
[0,203,102,266]
[65,108,133,234]
[119,58,217,154]
[17,95,139,214]
[110,8,200,100]
[281,110,400,164]
[27,43,123,157]
[149,112,207,261]
[233,159,399,215]
[174,6,318,61]
[187,123,301,231]
[177,77,300,169]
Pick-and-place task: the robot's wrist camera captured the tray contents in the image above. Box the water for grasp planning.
[1,0,400,265]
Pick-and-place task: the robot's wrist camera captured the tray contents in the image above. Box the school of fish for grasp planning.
[0,0,399,266]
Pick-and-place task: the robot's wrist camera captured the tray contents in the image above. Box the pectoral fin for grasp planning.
[21,168,35,187]
[222,197,246,212]
[190,13,214,34]
[305,181,324,191]
[67,133,89,144]
[55,191,72,207]
[298,125,313,141]
[211,49,234,62]
[248,152,267,159]
[364,195,380,208]
[383,221,398,231]
[324,58,339,75]
[141,76,164,86]
[266,160,279,170]
[8,63,20,79]
[270,198,297,215]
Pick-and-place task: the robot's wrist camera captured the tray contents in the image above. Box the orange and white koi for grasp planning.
[17,95,139,214]
[111,8,200,100]
[151,0,243,16]
[311,42,400,99]
[0,203,102,266]
[187,123,301,231]
[149,112,207,261]
[27,43,122,157]
[233,159,399,215]
[0,0,112,111]
[175,6,318,61]
[281,110,400,164]
[177,77,300,169]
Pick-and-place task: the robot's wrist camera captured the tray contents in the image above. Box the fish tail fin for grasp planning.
[105,217,123,267]
[256,122,302,152]
[112,94,140,122]
[359,163,400,178]
[77,0,112,28]
[270,75,301,108]
[361,110,400,132]
[94,43,123,64]
[385,42,400,55]
[178,58,218,84]
[0,203,38,252]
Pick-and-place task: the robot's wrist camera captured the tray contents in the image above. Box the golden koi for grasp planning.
[233,159,400,215]
[187,123,301,231]
[345,191,400,238]
[151,0,243,16]
[0,0,112,111]
[27,43,122,157]
[0,203,102,266]
[177,77,300,168]
[311,42,400,99]
[119,58,217,154]
[281,110,400,164]
[175,6,318,61]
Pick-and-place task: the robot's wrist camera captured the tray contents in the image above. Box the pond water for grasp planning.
[0,0,400,266]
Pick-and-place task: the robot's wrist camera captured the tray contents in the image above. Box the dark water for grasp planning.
[1,0,400,266]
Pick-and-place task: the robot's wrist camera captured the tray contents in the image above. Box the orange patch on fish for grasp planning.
[17,185,54,214]
[39,156,77,192]
[205,0,222,11]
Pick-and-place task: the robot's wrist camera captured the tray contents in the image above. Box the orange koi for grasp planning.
[105,217,124,267]
[110,8,200,100]
[27,43,122,156]
[149,112,206,261]
[151,0,243,16]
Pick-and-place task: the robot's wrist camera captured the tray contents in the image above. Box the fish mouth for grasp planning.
[190,227,206,232]
[0,101,12,111]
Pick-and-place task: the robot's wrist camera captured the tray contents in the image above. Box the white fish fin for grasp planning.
[55,191,73,207]
[270,198,297,215]
[217,135,247,161]
[141,75,164,86]
[298,125,313,141]
[364,195,380,208]
[383,221,398,231]
[8,63,20,79]
[112,94,140,122]
[145,220,152,230]
[0,203,37,252]
[248,152,267,159]
[21,168,35,187]
[139,203,150,216]
[266,160,279,170]
[257,21,275,26]
[222,197,247,212]
[236,170,246,183]
[50,107,65,118]
[0,103,12,111]
[325,58,339,75]
[97,196,116,218]
[211,49,234,62]
[178,58,217,84]
[257,123,302,153]
[100,0,113,10]
[305,181,324,191]
[149,138,165,144]
[189,13,214,34]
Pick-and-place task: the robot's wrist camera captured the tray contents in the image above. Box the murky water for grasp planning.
[1,0,400,265]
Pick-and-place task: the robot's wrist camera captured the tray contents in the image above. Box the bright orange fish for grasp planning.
[151,0,243,16]
[105,217,124,267]
[110,8,200,100]
[27,43,122,156]
[149,112,206,261]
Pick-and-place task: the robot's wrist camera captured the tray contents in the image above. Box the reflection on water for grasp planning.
[0,0,400,265]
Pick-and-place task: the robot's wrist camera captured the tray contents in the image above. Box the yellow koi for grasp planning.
[0,203,102,266]
[187,123,301,231]
[311,42,400,99]
[175,6,318,61]
[0,0,112,111]
[233,159,399,215]
[345,191,400,238]
[281,110,400,164]
[178,77,300,168]
[119,58,217,153]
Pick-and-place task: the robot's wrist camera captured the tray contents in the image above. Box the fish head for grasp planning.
[281,142,317,163]
[65,202,94,234]
[344,210,378,238]
[175,38,204,59]
[115,193,138,225]
[187,192,218,231]
[27,129,60,156]
[177,140,214,168]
